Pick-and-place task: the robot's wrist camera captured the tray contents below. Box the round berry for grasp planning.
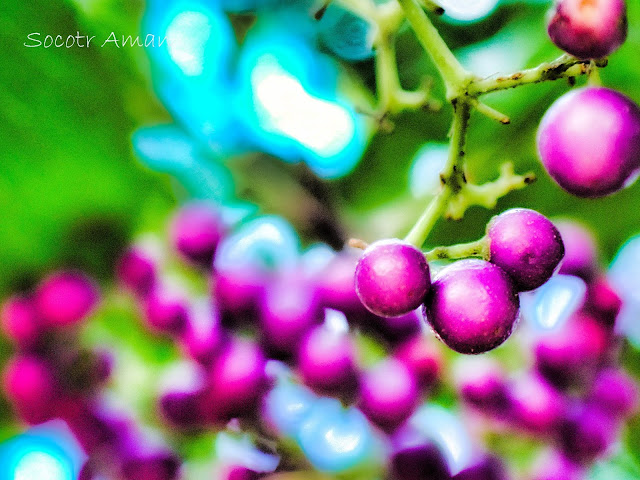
[455,358,510,416]
[116,247,157,297]
[547,0,627,60]
[558,403,617,464]
[390,426,451,480]
[355,239,431,318]
[588,368,639,420]
[487,209,564,291]
[1,295,41,349]
[424,260,520,354]
[394,335,442,391]
[143,288,190,336]
[35,271,99,327]
[358,359,420,432]
[507,373,567,435]
[259,273,324,358]
[3,355,57,425]
[537,87,640,198]
[297,325,359,399]
[171,202,226,267]
[205,338,269,423]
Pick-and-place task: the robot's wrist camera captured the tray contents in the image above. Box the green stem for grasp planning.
[404,100,471,247]
[396,0,472,97]
[425,237,489,261]
[469,55,607,95]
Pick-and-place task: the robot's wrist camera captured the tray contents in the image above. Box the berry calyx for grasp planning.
[424,260,520,354]
[487,208,565,291]
[355,239,431,318]
[537,87,640,198]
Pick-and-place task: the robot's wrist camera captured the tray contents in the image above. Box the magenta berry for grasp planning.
[1,295,41,349]
[547,0,627,60]
[297,325,359,399]
[117,247,157,297]
[390,426,451,480]
[558,403,617,464]
[537,87,640,198]
[178,300,225,366]
[120,450,181,480]
[456,359,510,416]
[355,239,431,318]
[487,208,564,291]
[171,202,225,267]
[35,270,99,327]
[507,374,566,435]
[554,221,599,280]
[582,276,622,327]
[3,355,57,424]
[143,288,189,336]
[394,335,442,391]
[588,368,639,420]
[205,338,269,422]
[358,358,420,432]
[367,309,423,346]
[424,260,520,354]
[259,273,324,358]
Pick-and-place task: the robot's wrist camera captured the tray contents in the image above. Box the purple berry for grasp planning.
[120,449,181,480]
[588,368,639,420]
[367,309,423,346]
[424,260,520,354]
[143,287,190,336]
[214,266,268,327]
[259,273,324,358]
[487,209,565,291]
[537,87,640,198]
[390,426,452,480]
[297,325,359,399]
[3,355,57,425]
[456,358,510,417]
[507,373,567,435]
[1,295,41,349]
[316,252,366,317]
[116,247,157,297]
[582,276,621,327]
[171,202,226,267]
[453,455,509,480]
[35,271,99,327]
[558,403,618,464]
[355,239,431,318]
[394,335,442,392]
[205,338,269,423]
[358,358,420,432]
[547,0,627,60]
[554,221,599,280]
[178,299,225,366]
[534,313,609,389]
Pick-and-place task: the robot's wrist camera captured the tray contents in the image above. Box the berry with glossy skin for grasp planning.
[424,260,520,354]
[554,221,599,280]
[3,355,57,424]
[206,338,269,422]
[537,87,640,198]
[171,203,226,267]
[487,209,565,291]
[116,247,157,297]
[297,325,359,399]
[35,271,99,327]
[358,359,420,432]
[547,0,627,60]
[355,239,431,318]
[1,295,41,349]
[390,426,452,480]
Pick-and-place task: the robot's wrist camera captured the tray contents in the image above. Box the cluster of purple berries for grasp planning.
[355,208,564,355]
[458,220,639,478]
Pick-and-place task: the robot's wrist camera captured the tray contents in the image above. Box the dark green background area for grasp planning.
[1,0,640,474]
